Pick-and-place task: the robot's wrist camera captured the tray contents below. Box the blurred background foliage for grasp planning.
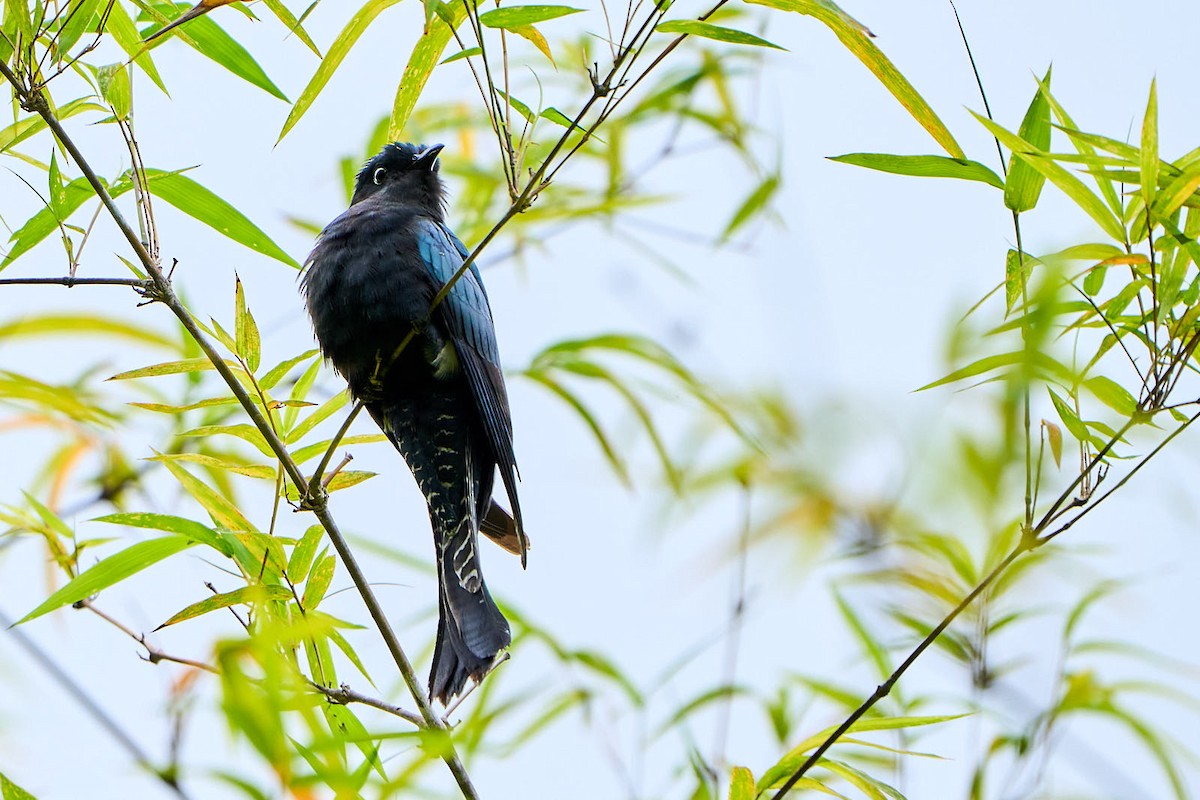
[1,1,1199,799]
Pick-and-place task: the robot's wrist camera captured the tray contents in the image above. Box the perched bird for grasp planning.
[301,142,527,704]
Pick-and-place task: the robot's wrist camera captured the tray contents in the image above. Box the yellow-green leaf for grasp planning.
[1141,79,1158,214]
[159,456,256,532]
[656,19,784,50]
[388,3,468,140]
[144,170,299,268]
[157,584,292,630]
[830,153,1003,189]
[288,524,324,583]
[729,766,755,800]
[234,276,261,371]
[109,357,234,380]
[302,554,336,609]
[16,536,196,624]
[1004,66,1052,213]
[1,769,40,799]
[477,5,583,29]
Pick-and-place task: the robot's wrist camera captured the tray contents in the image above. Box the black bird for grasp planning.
[301,142,527,704]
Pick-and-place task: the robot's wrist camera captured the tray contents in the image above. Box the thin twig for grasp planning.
[80,600,218,673]
[310,681,424,726]
[0,276,151,288]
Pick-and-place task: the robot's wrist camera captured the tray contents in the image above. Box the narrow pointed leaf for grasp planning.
[656,20,784,50]
[159,457,256,531]
[302,554,336,609]
[234,276,262,371]
[388,3,468,140]
[16,536,196,624]
[1004,67,1052,213]
[1141,80,1158,213]
[158,584,292,629]
[830,153,1003,189]
[152,4,288,101]
[477,5,583,28]
[144,170,299,267]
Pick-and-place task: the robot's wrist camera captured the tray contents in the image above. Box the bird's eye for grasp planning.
[372,167,386,185]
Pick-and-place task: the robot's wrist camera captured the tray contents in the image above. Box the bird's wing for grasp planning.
[414,218,528,563]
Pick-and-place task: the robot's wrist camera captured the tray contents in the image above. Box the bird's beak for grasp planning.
[414,143,445,171]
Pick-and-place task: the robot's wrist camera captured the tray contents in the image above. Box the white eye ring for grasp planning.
[372,167,386,185]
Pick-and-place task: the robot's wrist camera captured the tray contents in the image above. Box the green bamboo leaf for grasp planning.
[757,714,967,792]
[150,452,276,480]
[388,3,468,140]
[104,1,168,92]
[157,584,292,630]
[302,554,336,609]
[1084,375,1139,417]
[918,352,1024,391]
[1082,263,1107,296]
[972,111,1126,241]
[441,45,481,64]
[656,19,784,50]
[259,349,321,390]
[1048,387,1089,443]
[279,0,405,141]
[729,766,755,800]
[57,0,104,53]
[234,276,261,372]
[324,624,374,685]
[1152,162,1200,222]
[15,536,196,624]
[286,388,349,444]
[0,97,105,153]
[1141,80,1158,213]
[288,524,324,583]
[96,62,132,119]
[830,153,1003,189]
[109,357,237,380]
[176,424,274,458]
[722,174,780,241]
[159,456,256,531]
[129,396,239,413]
[150,2,288,100]
[0,313,175,349]
[0,770,39,799]
[1004,66,1052,213]
[1005,248,1031,312]
[93,511,233,557]
[746,0,964,158]
[144,170,299,268]
[477,5,583,29]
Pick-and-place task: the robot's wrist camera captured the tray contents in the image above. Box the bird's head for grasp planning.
[351,142,446,214]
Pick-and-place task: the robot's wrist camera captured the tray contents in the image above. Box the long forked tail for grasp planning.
[429,518,511,704]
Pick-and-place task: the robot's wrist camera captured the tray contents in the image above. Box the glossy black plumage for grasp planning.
[301,142,526,703]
